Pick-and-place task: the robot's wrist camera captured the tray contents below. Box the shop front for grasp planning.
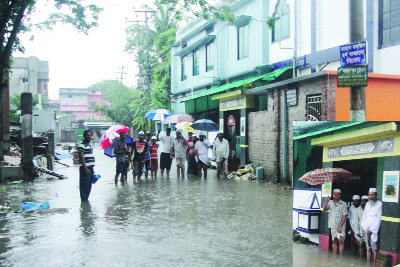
[293,122,400,266]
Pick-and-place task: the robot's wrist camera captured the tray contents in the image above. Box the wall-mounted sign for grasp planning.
[321,182,332,197]
[227,115,236,126]
[219,119,224,132]
[240,117,246,137]
[337,65,368,87]
[340,41,367,67]
[268,93,274,110]
[328,138,395,159]
[382,171,399,203]
[286,89,297,106]
[221,97,245,110]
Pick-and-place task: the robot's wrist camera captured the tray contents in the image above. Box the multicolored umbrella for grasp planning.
[103,135,133,158]
[192,119,219,132]
[100,125,130,149]
[145,109,173,121]
[162,113,194,124]
[298,168,355,185]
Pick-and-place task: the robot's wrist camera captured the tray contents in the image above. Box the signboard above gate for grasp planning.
[340,41,367,67]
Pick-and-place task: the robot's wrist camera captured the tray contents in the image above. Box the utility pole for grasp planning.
[119,66,126,83]
[349,0,366,120]
[133,6,156,132]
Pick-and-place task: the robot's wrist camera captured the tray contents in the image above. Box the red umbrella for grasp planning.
[100,125,130,149]
[298,167,355,185]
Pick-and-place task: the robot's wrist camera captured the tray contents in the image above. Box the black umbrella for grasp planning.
[191,119,219,132]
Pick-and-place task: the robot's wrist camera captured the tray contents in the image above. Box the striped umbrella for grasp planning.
[298,168,354,185]
[145,109,173,121]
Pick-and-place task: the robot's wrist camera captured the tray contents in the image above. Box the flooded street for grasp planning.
[0,148,292,266]
[293,243,376,267]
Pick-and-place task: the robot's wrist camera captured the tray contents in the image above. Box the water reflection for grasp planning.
[80,202,96,236]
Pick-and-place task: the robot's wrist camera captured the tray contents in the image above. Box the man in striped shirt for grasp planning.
[78,130,96,202]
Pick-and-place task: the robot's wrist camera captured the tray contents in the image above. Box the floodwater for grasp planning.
[293,240,376,267]
[0,148,292,266]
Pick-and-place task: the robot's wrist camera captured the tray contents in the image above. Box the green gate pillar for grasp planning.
[240,108,249,165]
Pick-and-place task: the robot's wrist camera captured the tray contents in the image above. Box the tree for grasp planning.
[159,0,236,22]
[0,0,102,159]
[124,0,178,131]
[92,80,137,127]
[9,93,47,122]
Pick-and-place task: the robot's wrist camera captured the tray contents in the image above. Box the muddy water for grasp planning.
[0,149,292,266]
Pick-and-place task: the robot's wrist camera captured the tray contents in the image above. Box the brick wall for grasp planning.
[248,75,337,184]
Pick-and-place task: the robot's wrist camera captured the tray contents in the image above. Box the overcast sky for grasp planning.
[15,0,156,100]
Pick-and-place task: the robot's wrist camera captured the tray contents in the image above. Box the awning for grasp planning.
[229,15,252,27]
[173,20,217,47]
[174,35,216,57]
[181,66,293,102]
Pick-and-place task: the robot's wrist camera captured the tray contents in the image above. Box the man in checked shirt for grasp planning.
[323,188,348,255]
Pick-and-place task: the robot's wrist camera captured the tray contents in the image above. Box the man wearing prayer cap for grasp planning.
[195,132,211,178]
[353,195,368,258]
[361,188,382,264]
[212,131,229,179]
[348,195,361,254]
[323,188,348,255]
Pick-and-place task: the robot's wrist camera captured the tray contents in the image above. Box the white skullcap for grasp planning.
[218,131,224,134]
[361,195,368,200]
[199,131,205,136]
[192,134,197,138]
[151,136,157,140]
[369,188,377,193]
[176,129,182,133]
[138,131,144,135]
[333,189,341,193]
[353,195,360,200]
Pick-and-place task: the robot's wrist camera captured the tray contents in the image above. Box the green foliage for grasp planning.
[124,1,178,131]
[9,93,47,122]
[160,0,236,22]
[266,17,276,30]
[91,80,137,127]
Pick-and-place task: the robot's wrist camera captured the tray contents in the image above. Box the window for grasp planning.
[379,0,400,48]
[193,50,199,76]
[307,95,322,121]
[238,25,249,60]
[181,56,187,81]
[272,0,290,42]
[206,42,214,71]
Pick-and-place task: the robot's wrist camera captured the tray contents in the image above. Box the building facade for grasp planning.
[171,0,400,183]
[59,88,109,121]
[9,56,49,97]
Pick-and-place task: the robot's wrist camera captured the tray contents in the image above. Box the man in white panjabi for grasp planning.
[348,195,361,255]
[212,131,229,179]
[361,188,382,264]
[353,195,368,258]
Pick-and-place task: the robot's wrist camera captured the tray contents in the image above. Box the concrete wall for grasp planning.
[33,110,55,133]
[248,75,336,183]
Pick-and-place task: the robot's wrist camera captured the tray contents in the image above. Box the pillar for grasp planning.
[21,93,34,181]
[240,108,249,165]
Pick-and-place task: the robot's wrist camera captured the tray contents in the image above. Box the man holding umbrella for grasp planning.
[129,131,149,182]
[114,131,130,184]
[196,132,211,178]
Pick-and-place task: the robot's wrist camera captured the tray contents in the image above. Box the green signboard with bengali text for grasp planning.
[337,65,368,87]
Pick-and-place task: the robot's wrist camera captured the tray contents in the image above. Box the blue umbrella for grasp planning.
[145,109,173,121]
[192,119,219,132]
[104,135,133,158]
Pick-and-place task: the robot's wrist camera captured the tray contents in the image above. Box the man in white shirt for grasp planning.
[157,127,174,177]
[362,188,382,264]
[195,132,211,178]
[212,131,229,179]
[172,129,188,179]
[348,195,361,254]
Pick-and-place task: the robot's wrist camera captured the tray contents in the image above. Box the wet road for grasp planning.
[0,148,292,266]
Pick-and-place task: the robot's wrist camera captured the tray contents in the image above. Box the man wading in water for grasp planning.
[78,130,96,202]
